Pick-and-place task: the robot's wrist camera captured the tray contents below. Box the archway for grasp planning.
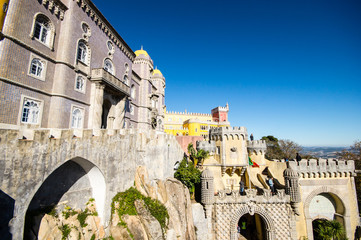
[101,99,111,129]
[304,187,349,240]
[230,206,275,240]
[23,158,106,240]
[238,213,267,240]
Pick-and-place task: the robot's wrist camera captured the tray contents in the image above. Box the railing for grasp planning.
[214,188,289,204]
[91,68,130,96]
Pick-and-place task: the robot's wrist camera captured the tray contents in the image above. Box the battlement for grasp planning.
[165,111,212,117]
[288,159,356,178]
[197,140,216,154]
[247,140,267,151]
[0,128,176,144]
[210,126,247,136]
[214,188,289,204]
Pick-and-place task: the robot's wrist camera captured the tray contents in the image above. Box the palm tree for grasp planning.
[315,220,347,240]
[187,143,209,167]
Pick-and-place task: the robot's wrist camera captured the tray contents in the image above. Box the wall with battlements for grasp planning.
[0,128,183,239]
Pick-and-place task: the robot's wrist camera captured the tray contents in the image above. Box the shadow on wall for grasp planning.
[0,189,14,240]
[24,160,90,240]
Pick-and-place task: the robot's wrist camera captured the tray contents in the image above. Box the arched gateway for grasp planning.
[230,205,276,240]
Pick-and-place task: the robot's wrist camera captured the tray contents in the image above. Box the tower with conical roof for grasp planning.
[132,48,165,131]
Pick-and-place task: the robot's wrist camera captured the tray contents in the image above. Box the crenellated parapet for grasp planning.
[165,111,212,117]
[209,126,247,140]
[288,159,356,178]
[247,140,267,153]
[214,189,289,204]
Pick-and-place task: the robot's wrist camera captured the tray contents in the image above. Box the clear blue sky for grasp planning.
[92,0,361,147]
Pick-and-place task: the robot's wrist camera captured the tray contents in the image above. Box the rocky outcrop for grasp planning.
[192,203,208,240]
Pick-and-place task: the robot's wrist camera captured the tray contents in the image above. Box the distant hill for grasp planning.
[301,146,348,159]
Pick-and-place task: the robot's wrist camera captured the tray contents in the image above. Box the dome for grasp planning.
[283,167,298,178]
[201,168,214,178]
[135,49,149,57]
[152,68,163,77]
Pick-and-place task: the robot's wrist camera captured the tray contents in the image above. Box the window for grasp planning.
[123,75,129,85]
[34,16,50,44]
[130,105,134,115]
[29,58,43,77]
[130,85,136,99]
[124,63,129,73]
[71,108,83,128]
[21,98,41,124]
[77,42,88,63]
[107,41,113,51]
[104,59,114,74]
[75,75,85,92]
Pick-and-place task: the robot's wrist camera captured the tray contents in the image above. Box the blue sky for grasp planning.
[92,0,361,147]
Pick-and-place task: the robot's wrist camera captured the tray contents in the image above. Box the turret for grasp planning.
[247,140,267,166]
[201,168,214,205]
[283,161,301,215]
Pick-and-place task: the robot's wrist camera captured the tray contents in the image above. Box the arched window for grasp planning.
[71,108,83,128]
[75,75,85,92]
[21,98,40,124]
[31,14,54,47]
[77,42,88,64]
[130,85,136,99]
[29,58,43,77]
[104,59,114,75]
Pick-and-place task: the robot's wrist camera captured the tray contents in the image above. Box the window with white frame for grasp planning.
[77,41,88,64]
[71,107,83,128]
[29,58,43,77]
[32,14,53,46]
[123,75,129,85]
[104,59,114,75]
[75,75,85,92]
[21,98,41,124]
[130,105,134,115]
[130,85,136,99]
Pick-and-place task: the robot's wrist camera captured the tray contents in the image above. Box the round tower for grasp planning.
[283,162,301,215]
[201,168,214,205]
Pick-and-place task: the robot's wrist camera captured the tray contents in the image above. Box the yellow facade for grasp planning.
[0,0,10,32]
[164,109,230,138]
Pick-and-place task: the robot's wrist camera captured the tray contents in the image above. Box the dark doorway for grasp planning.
[238,213,266,240]
[101,99,111,129]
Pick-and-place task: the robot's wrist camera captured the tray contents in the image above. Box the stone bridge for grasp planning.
[0,128,183,239]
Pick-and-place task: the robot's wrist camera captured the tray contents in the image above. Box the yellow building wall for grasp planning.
[0,0,10,32]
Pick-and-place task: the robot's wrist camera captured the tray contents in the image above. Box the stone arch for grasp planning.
[230,205,276,240]
[303,186,351,240]
[224,134,229,141]
[241,134,245,140]
[230,134,234,140]
[23,157,106,239]
[235,134,240,140]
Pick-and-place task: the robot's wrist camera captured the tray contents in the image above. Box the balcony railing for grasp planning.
[91,68,130,96]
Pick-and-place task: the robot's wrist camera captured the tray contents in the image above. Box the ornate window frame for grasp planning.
[103,58,114,75]
[30,13,55,49]
[70,105,84,129]
[18,95,44,125]
[28,53,47,81]
[74,74,86,93]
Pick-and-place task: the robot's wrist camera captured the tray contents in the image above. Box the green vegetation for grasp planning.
[59,224,71,240]
[174,157,202,198]
[313,219,348,240]
[187,143,209,167]
[111,187,169,235]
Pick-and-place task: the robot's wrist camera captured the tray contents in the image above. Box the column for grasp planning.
[89,83,105,129]
[114,96,126,129]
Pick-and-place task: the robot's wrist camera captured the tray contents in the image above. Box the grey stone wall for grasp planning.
[0,128,183,239]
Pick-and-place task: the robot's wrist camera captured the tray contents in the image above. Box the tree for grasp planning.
[174,157,201,198]
[314,220,347,240]
[261,136,283,160]
[278,139,303,159]
[261,136,303,160]
[187,143,209,167]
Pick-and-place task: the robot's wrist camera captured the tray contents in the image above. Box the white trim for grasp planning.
[18,95,44,126]
[28,53,47,81]
[29,12,55,50]
[70,104,85,129]
[74,74,86,94]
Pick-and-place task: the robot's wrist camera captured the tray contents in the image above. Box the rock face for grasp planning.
[192,203,208,240]
[37,166,197,240]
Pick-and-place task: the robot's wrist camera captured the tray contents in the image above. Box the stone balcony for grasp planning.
[91,68,130,96]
